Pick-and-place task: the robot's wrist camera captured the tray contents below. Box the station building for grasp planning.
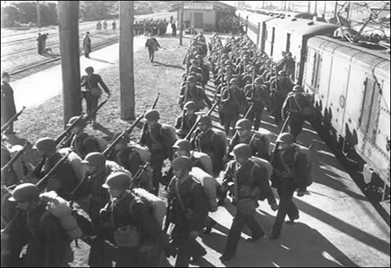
[170,1,236,32]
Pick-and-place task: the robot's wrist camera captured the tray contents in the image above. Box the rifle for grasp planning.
[36,151,71,190]
[184,101,219,141]
[269,113,291,163]
[1,143,29,173]
[2,150,71,235]
[129,162,150,190]
[1,106,26,135]
[138,93,160,144]
[103,111,146,157]
[55,98,109,147]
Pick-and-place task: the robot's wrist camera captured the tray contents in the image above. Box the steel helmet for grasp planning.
[82,152,106,166]
[235,119,252,130]
[66,116,86,128]
[230,78,239,84]
[110,131,130,144]
[276,132,294,144]
[183,101,197,111]
[102,172,132,189]
[9,183,40,202]
[233,144,252,159]
[254,77,263,84]
[278,70,287,76]
[171,156,193,171]
[145,109,160,121]
[292,85,304,92]
[172,139,192,152]
[33,138,57,154]
[198,116,212,126]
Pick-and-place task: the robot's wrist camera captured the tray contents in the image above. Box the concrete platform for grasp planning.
[167,64,391,267]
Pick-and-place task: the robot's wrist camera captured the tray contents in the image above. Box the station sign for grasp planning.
[184,2,213,10]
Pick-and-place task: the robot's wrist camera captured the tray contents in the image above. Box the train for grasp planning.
[236,10,390,207]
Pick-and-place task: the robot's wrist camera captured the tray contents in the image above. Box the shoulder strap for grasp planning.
[278,152,295,177]
[293,94,303,111]
[250,162,256,179]
[233,163,239,203]
[174,178,186,212]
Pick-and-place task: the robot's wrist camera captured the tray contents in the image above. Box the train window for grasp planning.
[359,77,381,141]
[311,52,322,88]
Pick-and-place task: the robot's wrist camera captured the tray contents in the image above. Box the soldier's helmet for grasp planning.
[85,66,94,73]
[110,131,130,144]
[198,116,212,126]
[278,70,287,76]
[230,78,239,85]
[292,85,304,92]
[145,109,160,121]
[254,77,264,84]
[183,101,197,111]
[276,132,294,144]
[2,72,10,79]
[82,152,106,167]
[33,138,57,154]
[233,144,252,159]
[102,172,131,189]
[9,183,40,202]
[187,76,197,83]
[67,116,86,128]
[171,156,193,171]
[173,139,192,152]
[235,119,252,130]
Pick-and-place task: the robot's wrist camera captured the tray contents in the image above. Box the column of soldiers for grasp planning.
[134,19,169,36]
[1,30,313,267]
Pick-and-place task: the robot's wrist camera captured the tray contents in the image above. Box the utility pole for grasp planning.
[314,1,318,15]
[36,1,41,27]
[119,1,135,120]
[308,1,312,13]
[58,1,81,127]
[179,1,184,46]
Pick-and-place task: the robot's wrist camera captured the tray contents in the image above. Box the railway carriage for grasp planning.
[304,36,390,201]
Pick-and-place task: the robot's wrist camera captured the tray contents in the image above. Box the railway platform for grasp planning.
[165,66,391,267]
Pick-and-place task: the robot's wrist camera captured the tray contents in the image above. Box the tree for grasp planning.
[1,4,20,27]
[79,1,117,21]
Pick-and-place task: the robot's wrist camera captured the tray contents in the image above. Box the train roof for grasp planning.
[308,36,390,78]
[265,17,338,37]
[236,10,279,23]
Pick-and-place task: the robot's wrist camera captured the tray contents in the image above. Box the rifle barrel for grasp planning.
[1,143,29,173]
[1,106,26,134]
[36,151,71,190]
[184,101,218,141]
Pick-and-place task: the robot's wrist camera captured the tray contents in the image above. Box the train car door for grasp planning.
[326,55,350,135]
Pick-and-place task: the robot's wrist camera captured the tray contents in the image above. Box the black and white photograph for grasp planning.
[1,1,390,267]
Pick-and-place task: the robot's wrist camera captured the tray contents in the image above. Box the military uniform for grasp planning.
[270,135,307,239]
[175,113,199,139]
[229,131,270,160]
[221,156,276,260]
[220,84,248,134]
[282,87,312,142]
[269,73,295,125]
[244,80,270,130]
[167,171,209,266]
[178,81,212,111]
[1,73,17,134]
[139,113,175,195]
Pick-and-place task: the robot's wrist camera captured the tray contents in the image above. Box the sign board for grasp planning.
[184,2,213,10]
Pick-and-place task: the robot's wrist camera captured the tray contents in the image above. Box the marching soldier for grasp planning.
[193,116,226,176]
[270,70,294,126]
[220,78,248,135]
[7,183,73,267]
[166,156,209,267]
[99,172,175,266]
[178,76,212,112]
[32,138,77,200]
[244,77,270,130]
[175,101,200,139]
[282,85,312,142]
[229,119,270,160]
[269,133,307,240]
[139,110,175,195]
[220,144,278,261]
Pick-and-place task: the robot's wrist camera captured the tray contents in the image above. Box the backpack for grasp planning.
[190,167,218,212]
[40,191,82,241]
[59,148,84,184]
[250,156,273,181]
[210,129,228,155]
[160,123,178,149]
[129,141,151,163]
[131,188,166,228]
[293,144,313,187]
[250,129,271,156]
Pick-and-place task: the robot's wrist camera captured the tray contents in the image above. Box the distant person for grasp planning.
[145,34,161,63]
[171,21,177,37]
[1,72,17,134]
[96,21,102,31]
[112,20,116,31]
[36,33,43,54]
[80,66,111,126]
[83,31,91,58]
[103,20,107,31]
